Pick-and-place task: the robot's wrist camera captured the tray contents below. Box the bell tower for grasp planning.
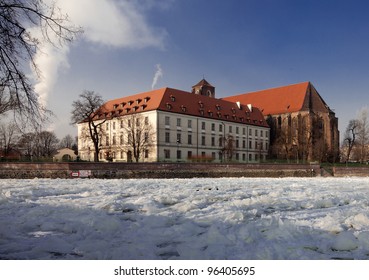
[191,78,215,98]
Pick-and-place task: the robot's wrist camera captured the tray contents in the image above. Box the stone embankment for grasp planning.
[0,162,320,179]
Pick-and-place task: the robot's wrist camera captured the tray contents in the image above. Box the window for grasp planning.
[219,124,223,132]
[112,134,116,145]
[177,118,181,127]
[212,152,216,159]
[113,122,116,130]
[219,137,223,147]
[242,140,246,149]
[145,150,149,158]
[144,132,149,143]
[128,119,131,128]
[229,126,232,133]
[120,120,124,129]
[187,151,192,159]
[236,139,239,148]
[170,95,176,102]
[201,122,206,130]
[188,134,192,145]
[255,130,258,137]
[249,129,252,136]
[145,117,149,125]
[236,127,239,134]
[177,133,181,144]
[165,132,170,143]
[260,130,263,137]
[249,153,252,161]
[106,136,109,146]
[201,136,206,146]
[242,153,246,161]
[188,119,192,128]
[236,153,239,160]
[106,123,109,131]
[120,135,124,145]
[249,140,252,149]
[211,137,215,146]
[211,123,215,131]
[165,116,170,126]
[164,149,170,159]
[243,128,246,135]
[177,150,181,159]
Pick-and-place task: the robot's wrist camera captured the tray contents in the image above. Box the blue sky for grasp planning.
[37,0,369,141]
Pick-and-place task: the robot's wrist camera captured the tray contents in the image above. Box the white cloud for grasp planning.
[31,0,167,107]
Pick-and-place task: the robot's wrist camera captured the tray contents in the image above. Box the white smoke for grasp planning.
[31,0,167,107]
[151,64,163,89]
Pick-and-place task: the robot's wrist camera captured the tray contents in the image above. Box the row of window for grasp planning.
[165,116,268,137]
[163,149,266,162]
[105,116,150,131]
[164,131,268,150]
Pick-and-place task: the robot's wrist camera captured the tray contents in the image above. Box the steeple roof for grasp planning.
[192,78,214,88]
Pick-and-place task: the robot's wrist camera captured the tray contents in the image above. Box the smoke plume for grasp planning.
[151,64,163,89]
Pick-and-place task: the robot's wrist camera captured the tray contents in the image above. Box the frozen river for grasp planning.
[1,177,369,260]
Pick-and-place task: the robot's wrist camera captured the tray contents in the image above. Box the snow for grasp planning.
[1,177,369,260]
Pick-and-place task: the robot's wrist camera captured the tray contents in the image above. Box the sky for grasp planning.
[30,0,369,141]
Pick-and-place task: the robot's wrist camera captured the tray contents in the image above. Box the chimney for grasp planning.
[247,104,252,112]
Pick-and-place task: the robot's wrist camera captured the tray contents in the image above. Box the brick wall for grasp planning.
[0,162,320,179]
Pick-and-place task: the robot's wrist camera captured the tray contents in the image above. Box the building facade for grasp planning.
[78,80,270,163]
[224,82,339,162]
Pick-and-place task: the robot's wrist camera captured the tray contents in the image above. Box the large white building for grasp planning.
[78,80,270,163]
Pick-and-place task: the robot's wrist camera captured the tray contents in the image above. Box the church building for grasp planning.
[223,82,339,162]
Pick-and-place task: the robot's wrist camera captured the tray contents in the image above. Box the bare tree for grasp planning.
[71,91,107,162]
[59,134,74,149]
[121,114,155,162]
[0,0,80,122]
[343,119,359,163]
[220,134,235,162]
[0,121,20,157]
[355,107,369,163]
[37,130,59,157]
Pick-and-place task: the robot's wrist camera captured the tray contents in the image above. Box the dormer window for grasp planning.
[181,105,187,112]
[113,104,118,109]
[216,104,221,111]
[231,108,236,114]
[198,101,204,108]
[121,102,126,108]
[133,106,139,112]
[208,110,213,117]
[144,97,150,103]
[141,105,147,110]
[128,100,133,106]
[170,95,176,102]
[199,109,204,116]
[166,103,172,110]
[125,108,130,113]
[217,112,222,118]
[136,99,142,104]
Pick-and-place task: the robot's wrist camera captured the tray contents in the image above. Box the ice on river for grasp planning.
[1,177,369,260]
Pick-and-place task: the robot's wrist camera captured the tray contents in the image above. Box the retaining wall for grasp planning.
[0,162,320,179]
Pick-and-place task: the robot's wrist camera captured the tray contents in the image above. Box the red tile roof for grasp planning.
[95,87,268,127]
[223,82,311,115]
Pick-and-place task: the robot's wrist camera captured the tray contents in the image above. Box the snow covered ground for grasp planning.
[1,177,369,260]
